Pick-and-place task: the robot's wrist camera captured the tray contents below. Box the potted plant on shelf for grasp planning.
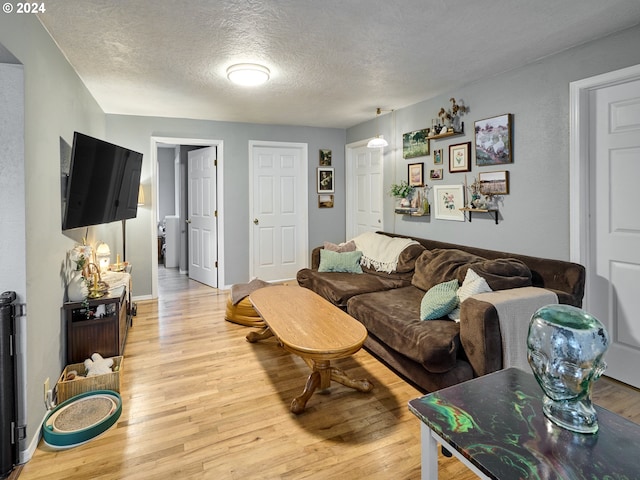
[390,180,414,207]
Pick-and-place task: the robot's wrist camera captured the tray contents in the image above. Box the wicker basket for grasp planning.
[56,356,123,403]
[224,294,264,327]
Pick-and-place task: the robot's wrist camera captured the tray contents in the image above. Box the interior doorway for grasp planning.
[249,141,308,281]
[570,63,640,388]
[150,137,224,299]
[345,140,384,240]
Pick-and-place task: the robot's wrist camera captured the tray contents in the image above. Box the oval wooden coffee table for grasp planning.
[247,285,373,414]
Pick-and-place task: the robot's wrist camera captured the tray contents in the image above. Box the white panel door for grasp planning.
[251,142,308,281]
[346,144,383,240]
[187,147,217,287]
[589,78,640,387]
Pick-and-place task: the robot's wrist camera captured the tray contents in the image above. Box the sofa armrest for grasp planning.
[459,287,559,377]
[458,297,503,377]
[516,257,585,307]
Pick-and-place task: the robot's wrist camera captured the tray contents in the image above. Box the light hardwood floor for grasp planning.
[18,268,640,479]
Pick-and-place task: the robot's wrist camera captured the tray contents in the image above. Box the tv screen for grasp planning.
[62,132,143,230]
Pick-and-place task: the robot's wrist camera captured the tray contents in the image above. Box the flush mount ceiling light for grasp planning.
[226,63,270,87]
[367,108,389,148]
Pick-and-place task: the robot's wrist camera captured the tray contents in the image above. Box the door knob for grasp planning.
[253,218,259,225]
[186,219,192,224]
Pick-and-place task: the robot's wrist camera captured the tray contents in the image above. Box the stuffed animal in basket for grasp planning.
[84,353,114,376]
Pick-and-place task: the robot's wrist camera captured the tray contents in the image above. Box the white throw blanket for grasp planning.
[352,232,418,273]
[471,287,558,371]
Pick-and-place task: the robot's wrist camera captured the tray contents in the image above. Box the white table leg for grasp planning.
[420,423,438,480]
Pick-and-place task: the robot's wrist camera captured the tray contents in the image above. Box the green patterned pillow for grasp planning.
[318,249,363,273]
[420,279,460,320]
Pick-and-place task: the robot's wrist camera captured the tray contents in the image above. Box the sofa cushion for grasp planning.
[323,240,356,252]
[297,268,410,307]
[420,279,460,320]
[412,249,486,292]
[471,258,532,290]
[347,286,462,373]
[318,249,363,273]
[394,243,427,273]
[412,248,533,293]
[448,268,492,321]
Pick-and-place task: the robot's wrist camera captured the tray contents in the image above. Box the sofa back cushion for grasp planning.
[412,248,533,292]
[472,258,532,290]
[412,249,485,291]
[396,243,427,272]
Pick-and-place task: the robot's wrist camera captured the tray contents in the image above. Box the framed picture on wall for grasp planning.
[449,142,471,173]
[318,194,334,208]
[433,148,443,165]
[319,149,332,166]
[317,167,334,193]
[408,163,424,187]
[429,168,443,180]
[433,184,465,221]
[402,128,430,159]
[475,113,512,165]
[479,171,509,195]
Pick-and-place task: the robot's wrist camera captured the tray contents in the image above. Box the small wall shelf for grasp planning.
[395,208,430,217]
[427,122,464,140]
[460,207,499,224]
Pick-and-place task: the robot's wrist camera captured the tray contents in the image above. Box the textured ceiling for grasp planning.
[36,0,640,128]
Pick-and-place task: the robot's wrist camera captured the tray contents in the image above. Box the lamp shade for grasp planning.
[137,185,145,206]
[95,242,111,273]
[367,136,388,148]
[367,107,390,149]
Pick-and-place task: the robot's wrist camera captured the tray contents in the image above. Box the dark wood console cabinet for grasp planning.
[64,287,130,364]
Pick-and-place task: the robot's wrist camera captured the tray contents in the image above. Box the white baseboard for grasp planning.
[132,294,153,302]
[19,410,49,464]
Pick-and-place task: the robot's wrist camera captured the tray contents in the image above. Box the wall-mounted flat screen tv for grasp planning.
[62,132,143,230]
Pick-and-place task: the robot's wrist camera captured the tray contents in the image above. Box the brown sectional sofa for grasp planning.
[296,232,585,393]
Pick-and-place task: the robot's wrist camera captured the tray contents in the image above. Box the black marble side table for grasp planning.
[408,367,639,480]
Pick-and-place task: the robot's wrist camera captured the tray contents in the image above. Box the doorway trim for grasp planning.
[569,63,640,308]
[150,136,224,298]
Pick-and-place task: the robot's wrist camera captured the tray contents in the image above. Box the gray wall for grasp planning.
[105,115,347,291]
[348,25,640,261]
[0,15,107,456]
[157,147,176,223]
[0,61,27,453]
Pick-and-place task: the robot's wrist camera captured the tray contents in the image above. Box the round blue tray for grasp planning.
[42,390,122,448]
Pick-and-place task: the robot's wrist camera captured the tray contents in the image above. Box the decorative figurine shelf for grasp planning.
[427,122,464,140]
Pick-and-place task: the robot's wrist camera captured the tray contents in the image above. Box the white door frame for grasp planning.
[150,136,224,298]
[248,140,308,280]
[345,139,384,239]
[569,63,640,308]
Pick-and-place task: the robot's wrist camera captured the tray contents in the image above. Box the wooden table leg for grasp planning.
[291,360,373,414]
[291,371,321,414]
[330,366,374,392]
[246,326,274,343]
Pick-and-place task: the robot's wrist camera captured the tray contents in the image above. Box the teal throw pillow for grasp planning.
[420,279,460,320]
[318,249,363,274]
